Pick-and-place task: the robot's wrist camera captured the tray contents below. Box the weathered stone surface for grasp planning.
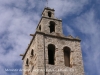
[21,7,84,75]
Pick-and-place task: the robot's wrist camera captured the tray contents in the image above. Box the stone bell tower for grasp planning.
[21,7,84,75]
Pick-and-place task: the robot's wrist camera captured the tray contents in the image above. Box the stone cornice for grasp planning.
[36,31,81,41]
[42,7,55,15]
[22,31,81,60]
[36,16,62,29]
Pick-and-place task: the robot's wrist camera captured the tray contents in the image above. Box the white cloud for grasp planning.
[0,0,41,75]
[48,0,89,18]
[74,10,99,34]
[1,0,99,75]
[67,9,100,75]
[64,25,75,36]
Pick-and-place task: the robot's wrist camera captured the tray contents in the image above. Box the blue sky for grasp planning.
[0,0,100,75]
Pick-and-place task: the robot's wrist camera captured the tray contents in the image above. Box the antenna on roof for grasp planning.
[46,0,48,7]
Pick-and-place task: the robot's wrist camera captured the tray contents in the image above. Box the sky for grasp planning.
[0,0,100,75]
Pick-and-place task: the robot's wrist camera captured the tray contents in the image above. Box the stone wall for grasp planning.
[34,33,84,75]
[22,7,84,75]
[23,35,38,75]
[37,17,62,35]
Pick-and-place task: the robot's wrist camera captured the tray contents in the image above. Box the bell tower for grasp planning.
[21,7,84,75]
[37,7,62,34]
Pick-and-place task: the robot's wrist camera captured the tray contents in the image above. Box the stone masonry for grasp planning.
[21,7,85,75]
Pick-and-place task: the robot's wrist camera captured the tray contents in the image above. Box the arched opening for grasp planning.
[26,58,29,65]
[48,44,55,65]
[48,11,52,17]
[31,49,34,56]
[39,25,41,31]
[63,47,70,67]
[49,21,55,33]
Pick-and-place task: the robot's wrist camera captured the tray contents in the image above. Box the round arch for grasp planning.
[48,11,52,17]
[63,46,71,67]
[48,44,55,65]
[49,21,55,33]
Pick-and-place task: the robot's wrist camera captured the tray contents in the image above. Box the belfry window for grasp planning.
[49,21,55,33]
[63,47,70,67]
[31,49,34,56]
[39,25,41,31]
[26,58,29,65]
[48,11,52,17]
[48,44,55,65]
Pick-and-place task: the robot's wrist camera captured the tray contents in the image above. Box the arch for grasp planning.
[31,49,34,56]
[39,25,41,31]
[49,21,55,33]
[48,44,55,65]
[26,58,29,65]
[63,46,70,67]
[48,11,52,17]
